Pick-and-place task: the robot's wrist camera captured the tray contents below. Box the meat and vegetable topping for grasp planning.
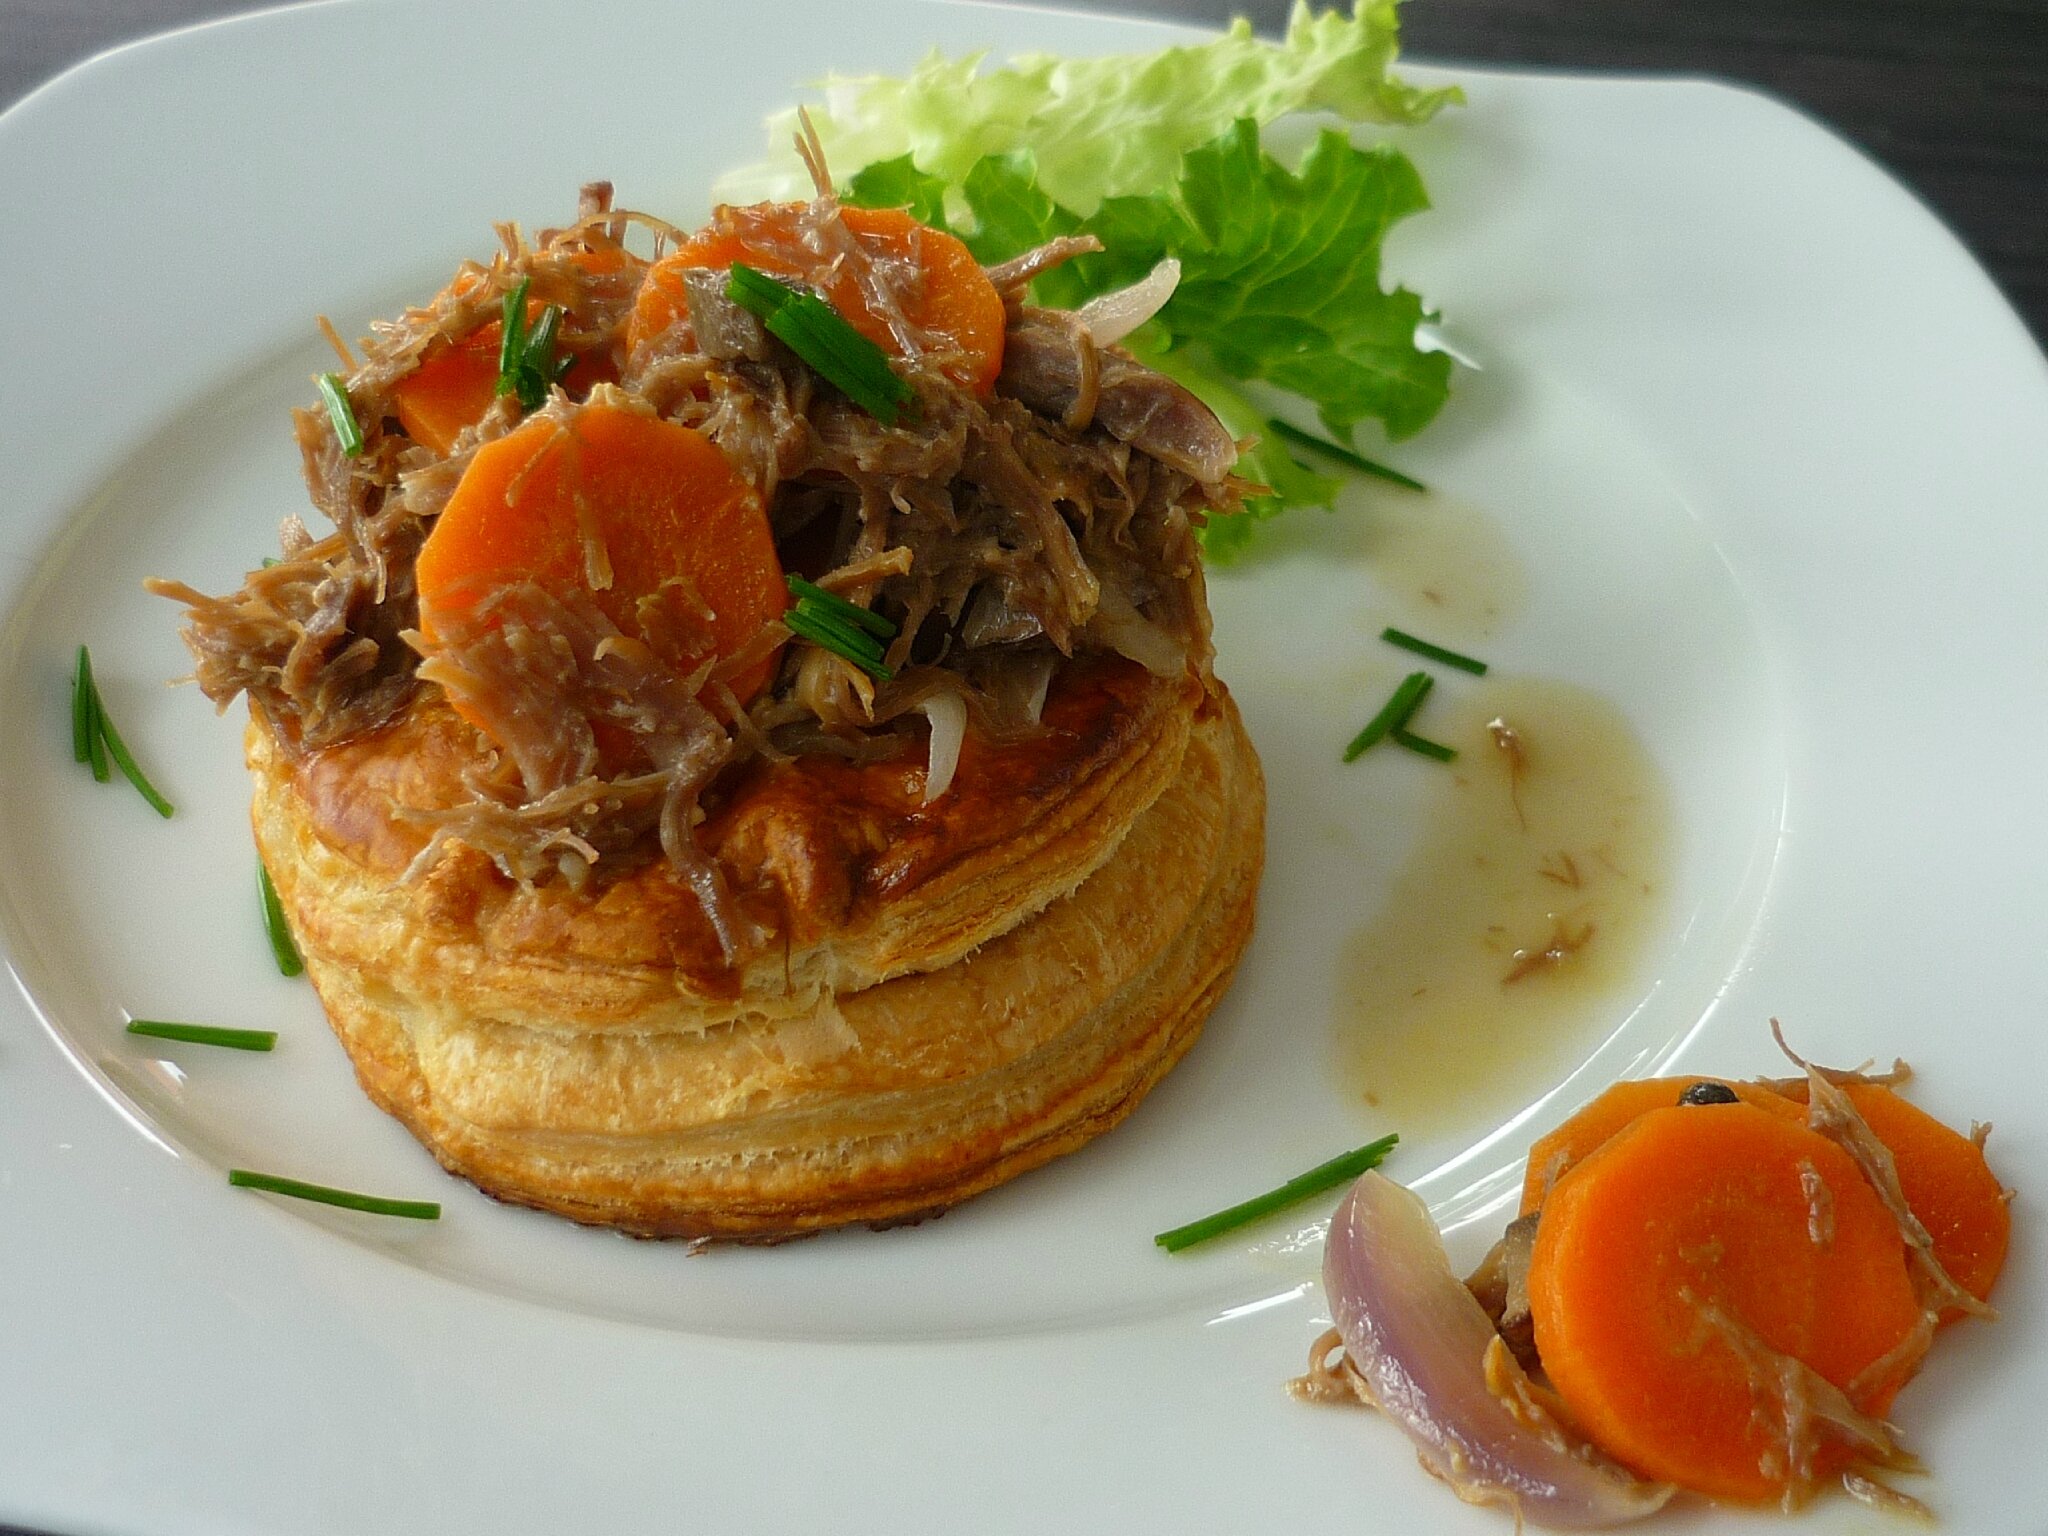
[152,163,1246,946]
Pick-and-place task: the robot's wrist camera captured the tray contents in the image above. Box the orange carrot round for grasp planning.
[628,204,1005,393]
[1519,1077,1805,1215]
[1528,1103,1922,1502]
[393,251,631,457]
[416,402,786,716]
[1775,1081,2010,1312]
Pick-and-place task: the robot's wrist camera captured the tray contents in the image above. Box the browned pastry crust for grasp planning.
[253,660,1264,1240]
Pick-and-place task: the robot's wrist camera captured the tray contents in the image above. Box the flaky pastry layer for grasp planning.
[253,660,1263,1240]
[260,655,1194,1030]
[295,694,1262,1239]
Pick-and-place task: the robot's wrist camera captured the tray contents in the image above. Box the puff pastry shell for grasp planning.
[253,657,1263,1240]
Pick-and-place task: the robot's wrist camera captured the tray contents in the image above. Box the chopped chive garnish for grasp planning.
[78,646,108,781]
[72,645,173,810]
[93,691,175,817]
[785,607,895,681]
[787,605,885,662]
[497,276,530,383]
[783,572,900,680]
[258,862,304,978]
[1381,627,1487,676]
[1343,671,1432,763]
[127,1020,278,1052]
[785,576,897,640]
[1266,419,1424,492]
[228,1169,440,1220]
[494,277,568,412]
[726,262,792,315]
[726,263,915,425]
[70,645,94,766]
[1154,1134,1399,1253]
[1391,726,1458,762]
[316,373,364,458]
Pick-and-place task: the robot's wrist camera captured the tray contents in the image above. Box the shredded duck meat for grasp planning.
[1681,1288,1921,1512]
[151,172,1244,951]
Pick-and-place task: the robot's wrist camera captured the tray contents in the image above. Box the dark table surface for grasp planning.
[4,0,2044,347]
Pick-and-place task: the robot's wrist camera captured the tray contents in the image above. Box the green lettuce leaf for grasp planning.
[952,123,1449,440]
[719,1,1457,213]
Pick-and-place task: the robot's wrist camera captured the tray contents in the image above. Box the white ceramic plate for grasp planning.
[2,3,2043,1532]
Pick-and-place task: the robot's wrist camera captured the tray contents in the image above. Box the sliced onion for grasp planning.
[918,691,967,805]
[1084,584,1185,678]
[1323,1173,1673,1529]
[1078,257,1181,346]
[1020,653,1056,726]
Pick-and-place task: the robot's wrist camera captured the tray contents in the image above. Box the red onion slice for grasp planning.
[1078,258,1181,345]
[1323,1173,1672,1529]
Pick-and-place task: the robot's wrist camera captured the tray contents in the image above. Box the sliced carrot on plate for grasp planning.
[1519,1076,1805,1214]
[1775,1080,2010,1312]
[393,250,631,457]
[1528,1102,1923,1502]
[627,204,1005,393]
[415,402,786,722]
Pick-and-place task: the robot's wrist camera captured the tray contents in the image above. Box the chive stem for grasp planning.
[496,276,530,385]
[1381,627,1487,676]
[92,688,175,817]
[73,646,174,811]
[1343,671,1432,763]
[727,263,913,425]
[228,1169,440,1220]
[784,607,895,681]
[78,646,109,781]
[787,606,885,663]
[785,576,897,640]
[1154,1134,1399,1253]
[258,862,305,978]
[70,645,94,765]
[316,373,364,458]
[1391,726,1458,762]
[127,1020,278,1052]
[1266,419,1424,492]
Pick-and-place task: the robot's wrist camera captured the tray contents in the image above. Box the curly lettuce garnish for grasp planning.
[720,1,1456,214]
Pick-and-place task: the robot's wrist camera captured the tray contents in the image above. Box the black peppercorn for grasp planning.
[1677,1081,1740,1107]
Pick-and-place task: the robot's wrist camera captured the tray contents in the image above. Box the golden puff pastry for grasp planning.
[254,657,1264,1241]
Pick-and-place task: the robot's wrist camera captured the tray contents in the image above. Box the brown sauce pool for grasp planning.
[1337,674,1674,1136]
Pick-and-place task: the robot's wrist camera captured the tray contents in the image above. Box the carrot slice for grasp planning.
[627,204,1005,393]
[392,251,630,457]
[1776,1081,2010,1312]
[1528,1103,1923,1502]
[415,403,786,721]
[1519,1077,1805,1215]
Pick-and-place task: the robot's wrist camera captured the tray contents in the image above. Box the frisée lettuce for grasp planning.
[719,1,1456,214]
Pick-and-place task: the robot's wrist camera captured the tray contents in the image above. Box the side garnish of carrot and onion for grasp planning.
[1302,1045,2010,1525]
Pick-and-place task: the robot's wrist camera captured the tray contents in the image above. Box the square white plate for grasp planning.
[0,3,2042,1532]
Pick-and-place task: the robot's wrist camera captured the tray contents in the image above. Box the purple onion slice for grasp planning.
[1321,1172,1673,1529]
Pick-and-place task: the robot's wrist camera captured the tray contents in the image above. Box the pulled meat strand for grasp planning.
[1768,1023,1993,1324]
[1000,306,1242,484]
[984,233,1104,302]
[1682,1288,1920,1513]
[406,580,744,950]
